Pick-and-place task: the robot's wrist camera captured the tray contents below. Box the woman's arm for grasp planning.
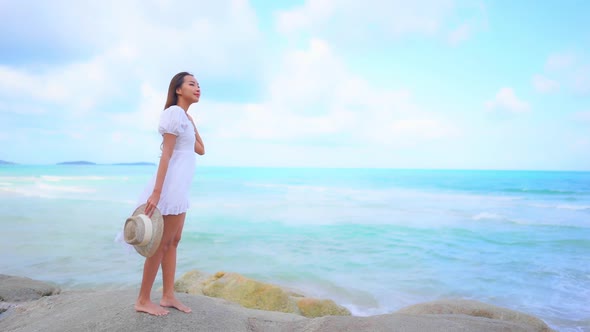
[188,115,205,155]
[194,128,205,155]
[145,133,177,217]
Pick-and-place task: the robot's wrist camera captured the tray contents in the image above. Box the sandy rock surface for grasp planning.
[0,274,555,332]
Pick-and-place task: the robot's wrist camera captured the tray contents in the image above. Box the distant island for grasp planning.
[1,160,156,166]
[112,162,156,166]
[55,161,156,166]
[56,161,97,165]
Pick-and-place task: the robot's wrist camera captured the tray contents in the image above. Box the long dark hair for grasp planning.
[160,71,192,153]
[164,71,193,109]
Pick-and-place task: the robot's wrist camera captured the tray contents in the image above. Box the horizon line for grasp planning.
[1,160,589,172]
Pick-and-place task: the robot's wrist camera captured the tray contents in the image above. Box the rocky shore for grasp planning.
[0,273,554,332]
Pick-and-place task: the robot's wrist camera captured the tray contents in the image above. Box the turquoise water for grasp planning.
[0,165,589,331]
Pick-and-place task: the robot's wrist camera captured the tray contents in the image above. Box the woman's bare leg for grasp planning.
[160,213,191,313]
[135,213,185,315]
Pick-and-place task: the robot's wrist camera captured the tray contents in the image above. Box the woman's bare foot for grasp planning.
[160,296,192,313]
[135,299,169,316]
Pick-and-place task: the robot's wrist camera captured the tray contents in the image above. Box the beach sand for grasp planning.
[0,274,554,332]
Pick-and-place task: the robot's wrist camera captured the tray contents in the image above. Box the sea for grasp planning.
[0,164,588,331]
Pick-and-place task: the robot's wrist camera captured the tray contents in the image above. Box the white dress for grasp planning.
[136,105,196,216]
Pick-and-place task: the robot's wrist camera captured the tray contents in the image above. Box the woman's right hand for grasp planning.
[145,191,161,217]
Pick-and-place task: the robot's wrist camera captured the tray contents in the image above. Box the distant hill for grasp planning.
[55,161,156,166]
[1,160,155,166]
[112,162,156,166]
[56,161,97,165]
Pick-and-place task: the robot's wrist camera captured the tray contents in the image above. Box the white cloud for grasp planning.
[1,0,261,63]
[0,101,47,115]
[275,0,335,34]
[0,0,264,102]
[545,52,576,71]
[0,0,267,164]
[0,0,265,129]
[0,66,68,103]
[572,65,590,94]
[0,44,140,114]
[574,111,590,122]
[391,118,457,140]
[201,39,460,148]
[448,23,473,45]
[276,0,455,38]
[572,136,590,154]
[485,88,530,113]
[108,83,167,132]
[532,74,559,93]
[539,52,590,95]
[447,1,488,46]
[277,0,488,48]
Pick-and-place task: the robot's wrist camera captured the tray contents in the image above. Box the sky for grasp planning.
[0,0,589,170]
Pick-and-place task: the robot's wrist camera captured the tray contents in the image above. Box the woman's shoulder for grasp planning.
[159,105,188,135]
[163,105,184,114]
[161,105,186,120]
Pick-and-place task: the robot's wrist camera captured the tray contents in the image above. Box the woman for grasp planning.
[135,71,205,316]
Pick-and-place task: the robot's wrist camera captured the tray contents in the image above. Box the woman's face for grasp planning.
[177,75,200,103]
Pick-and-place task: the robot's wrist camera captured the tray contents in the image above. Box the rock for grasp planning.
[396,299,554,332]
[296,298,351,318]
[0,289,304,332]
[0,275,60,303]
[0,302,17,314]
[0,274,556,332]
[174,270,209,295]
[176,270,351,318]
[0,289,555,332]
[201,272,299,314]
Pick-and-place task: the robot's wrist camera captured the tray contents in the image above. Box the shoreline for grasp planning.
[0,273,556,332]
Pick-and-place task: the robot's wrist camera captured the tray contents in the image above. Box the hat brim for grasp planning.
[130,204,164,258]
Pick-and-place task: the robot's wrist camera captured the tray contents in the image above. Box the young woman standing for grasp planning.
[135,71,205,316]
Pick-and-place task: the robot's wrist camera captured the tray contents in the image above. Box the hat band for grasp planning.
[137,214,153,246]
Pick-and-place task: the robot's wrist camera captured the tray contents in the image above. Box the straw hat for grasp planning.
[123,204,163,257]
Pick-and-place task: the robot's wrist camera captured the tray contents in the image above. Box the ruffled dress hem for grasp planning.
[158,201,190,216]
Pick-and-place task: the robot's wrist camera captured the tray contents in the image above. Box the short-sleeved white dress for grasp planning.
[136,105,196,216]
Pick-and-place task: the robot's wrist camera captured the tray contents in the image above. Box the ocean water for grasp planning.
[0,165,588,331]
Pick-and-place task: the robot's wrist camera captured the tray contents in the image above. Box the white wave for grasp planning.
[0,182,95,198]
[0,176,38,181]
[343,304,390,317]
[37,183,95,193]
[472,212,504,221]
[492,196,525,201]
[244,182,526,205]
[556,204,590,211]
[471,212,554,226]
[0,175,128,189]
[40,175,119,182]
[0,186,56,198]
[245,182,332,193]
[530,203,590,211]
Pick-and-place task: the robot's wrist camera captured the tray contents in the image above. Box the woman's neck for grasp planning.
[176,99,190,112]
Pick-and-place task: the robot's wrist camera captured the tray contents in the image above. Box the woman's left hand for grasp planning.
[145,191,161,218]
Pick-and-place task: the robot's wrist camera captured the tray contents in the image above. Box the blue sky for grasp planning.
[1,0,589,170]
